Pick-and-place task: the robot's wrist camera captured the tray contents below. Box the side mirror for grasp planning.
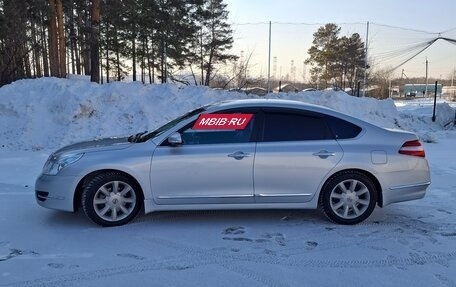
[167,132,182,146]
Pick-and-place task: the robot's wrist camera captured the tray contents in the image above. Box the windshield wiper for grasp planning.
[128,131,148,143]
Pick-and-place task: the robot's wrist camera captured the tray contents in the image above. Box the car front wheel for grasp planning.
[320,171,377,225]
[82,172,142,227]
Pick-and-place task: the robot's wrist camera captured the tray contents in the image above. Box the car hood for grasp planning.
[54,137,132,155]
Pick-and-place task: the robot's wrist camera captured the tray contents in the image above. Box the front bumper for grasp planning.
[35,174,80,212]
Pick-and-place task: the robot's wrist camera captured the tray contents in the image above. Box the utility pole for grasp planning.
[389,79,392,98]
[425,57,428,97]
[362,21,369,97]
[452,66,455,101]
[432,81,438,122]
[267,21,272,93]
[302,61,306,83]
[452,65,455,87]
[163,43,167,83]
[200,27,203,85]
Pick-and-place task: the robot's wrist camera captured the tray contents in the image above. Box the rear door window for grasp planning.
[262,112,333,142]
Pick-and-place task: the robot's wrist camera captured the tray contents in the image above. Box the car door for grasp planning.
[150,108,259,205]
[254,109,343,203]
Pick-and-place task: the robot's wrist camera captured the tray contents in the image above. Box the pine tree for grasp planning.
[28,0,48,78]
[153,0,197,83]
[305,23,341,88]
[196,0,236,86]
[0,0,30,84]
[99,0,126,81]
[338,33,365,91]
[90,0,100,83]
[73,0,91,75]
[48,0,60,77]
[56,0,66,78]
[306,23,365,90]
[0,0,238,87]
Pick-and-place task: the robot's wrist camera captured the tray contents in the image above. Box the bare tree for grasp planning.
[220,50,254,89]
[370,67,394,99]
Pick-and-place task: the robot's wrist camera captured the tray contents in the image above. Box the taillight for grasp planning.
[399,140,425,157]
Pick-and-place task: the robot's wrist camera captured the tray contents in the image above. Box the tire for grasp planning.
[82,172,142,227]
[320,171,377,225]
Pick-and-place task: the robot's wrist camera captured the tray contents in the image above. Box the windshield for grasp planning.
[140,106,207,142]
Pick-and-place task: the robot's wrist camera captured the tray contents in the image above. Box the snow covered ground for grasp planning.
[0,78,455,286]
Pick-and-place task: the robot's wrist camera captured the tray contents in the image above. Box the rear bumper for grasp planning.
[35,174,79,212]
[382,181,430,206]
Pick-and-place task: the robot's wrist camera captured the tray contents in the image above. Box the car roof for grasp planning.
[209,98,333,112]
[206,98,374,130]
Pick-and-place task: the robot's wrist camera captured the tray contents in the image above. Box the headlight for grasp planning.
[42,153,84,175]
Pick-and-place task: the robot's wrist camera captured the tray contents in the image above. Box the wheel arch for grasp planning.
[318,168,383,208]
[73,169,145,212]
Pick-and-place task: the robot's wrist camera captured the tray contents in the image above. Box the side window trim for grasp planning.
[262,107,325,118]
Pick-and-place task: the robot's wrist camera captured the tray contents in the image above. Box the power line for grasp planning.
[387,37,456,72]
[366,22,442,35]
[439,27,456,34]
[234,21,455,36]
[390,39,436,72]
[271,21,366,26]
[234,22,270,26]
[234,21,370,26]
[372,39,435,62]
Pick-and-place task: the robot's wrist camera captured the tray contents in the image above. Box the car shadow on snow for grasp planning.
[38,208,329,228]
[135,209,328,226]
[40,204,453,236]
[39,208,341,234]
[43,210,94,228]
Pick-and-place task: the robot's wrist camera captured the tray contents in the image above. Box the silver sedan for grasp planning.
[35,99,431,226]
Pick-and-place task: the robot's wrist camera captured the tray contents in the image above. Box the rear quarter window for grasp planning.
[325,116,362,139]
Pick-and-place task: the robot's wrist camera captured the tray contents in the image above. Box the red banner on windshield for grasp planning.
[193,114,253,130]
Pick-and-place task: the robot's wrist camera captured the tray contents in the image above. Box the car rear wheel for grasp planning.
[82,172,142,227]
[320,171,377,225]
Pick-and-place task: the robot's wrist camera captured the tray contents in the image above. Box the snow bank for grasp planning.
[396,102,455,143]
[0,77,454,151]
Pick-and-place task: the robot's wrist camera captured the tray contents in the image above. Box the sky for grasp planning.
[224,0,456,81]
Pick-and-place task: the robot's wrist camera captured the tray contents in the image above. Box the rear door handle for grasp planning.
[313,150,336,159]
[227,151,251,160]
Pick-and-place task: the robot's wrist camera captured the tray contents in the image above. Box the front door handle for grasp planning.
[313,150,336,159]
[227,151,251,160]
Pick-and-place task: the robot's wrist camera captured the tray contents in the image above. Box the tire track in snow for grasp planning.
[143,237,289,287]
[435,274,456,287]
[149,236,456,270]
[217,261,289,287]
[1,257,194,287]
[3,237,456,287]
[4,215,456,287]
